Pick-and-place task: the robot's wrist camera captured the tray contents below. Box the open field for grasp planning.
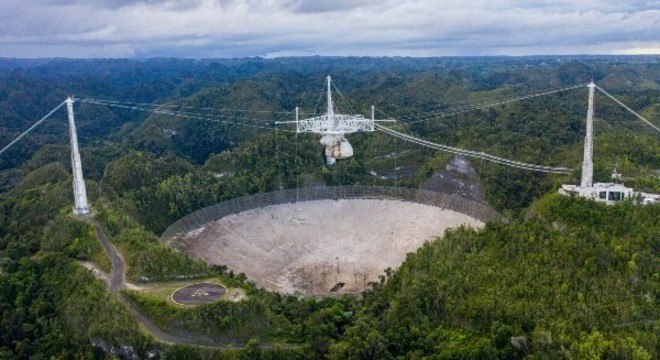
[133,278,246,304]
[179,199,483,294]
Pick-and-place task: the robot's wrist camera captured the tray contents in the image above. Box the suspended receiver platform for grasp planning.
[277,76,394,164]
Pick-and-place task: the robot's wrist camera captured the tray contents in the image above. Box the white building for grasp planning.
[559,182,633,205]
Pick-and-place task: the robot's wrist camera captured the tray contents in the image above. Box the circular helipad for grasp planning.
[171,282,227,305]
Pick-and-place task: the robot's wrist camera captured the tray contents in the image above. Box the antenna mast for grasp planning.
[327,76,334,119]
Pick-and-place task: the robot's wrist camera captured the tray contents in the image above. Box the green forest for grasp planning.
[0,56,658,359]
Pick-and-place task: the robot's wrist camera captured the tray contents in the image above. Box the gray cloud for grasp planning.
[286,0,379,13]
[0,0,658,57]
[30,0,207,9]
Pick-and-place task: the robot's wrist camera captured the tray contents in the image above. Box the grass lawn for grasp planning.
[136,278,231,306]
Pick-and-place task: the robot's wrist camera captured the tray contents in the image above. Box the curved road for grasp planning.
[90,219,245,348]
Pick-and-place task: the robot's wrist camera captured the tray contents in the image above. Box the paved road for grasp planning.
[89,218,242,348]
[91,222,125,291]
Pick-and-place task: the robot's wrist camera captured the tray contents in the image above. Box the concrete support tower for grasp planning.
[66,97,91,215]
[580,81,595,188]
[559,81,658,204]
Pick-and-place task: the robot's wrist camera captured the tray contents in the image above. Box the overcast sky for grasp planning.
[0,0,658,58]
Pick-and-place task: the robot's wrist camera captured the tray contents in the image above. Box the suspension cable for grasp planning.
[331,80,359,115]
[80,98,288,123]
[399,84,585,118]
[79,98,295,133]
[77,97,293,114]
[0,101,66,157]
[313,82,326,116]
[410,85,585,114]
[375,124,572,174]
[397,84,585,124]
[594,85,660,134]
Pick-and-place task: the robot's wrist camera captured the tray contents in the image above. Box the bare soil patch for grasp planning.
[179,199,482,294]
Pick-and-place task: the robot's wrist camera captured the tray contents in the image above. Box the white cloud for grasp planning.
[613,45,660,55]
[0,0,658,57]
